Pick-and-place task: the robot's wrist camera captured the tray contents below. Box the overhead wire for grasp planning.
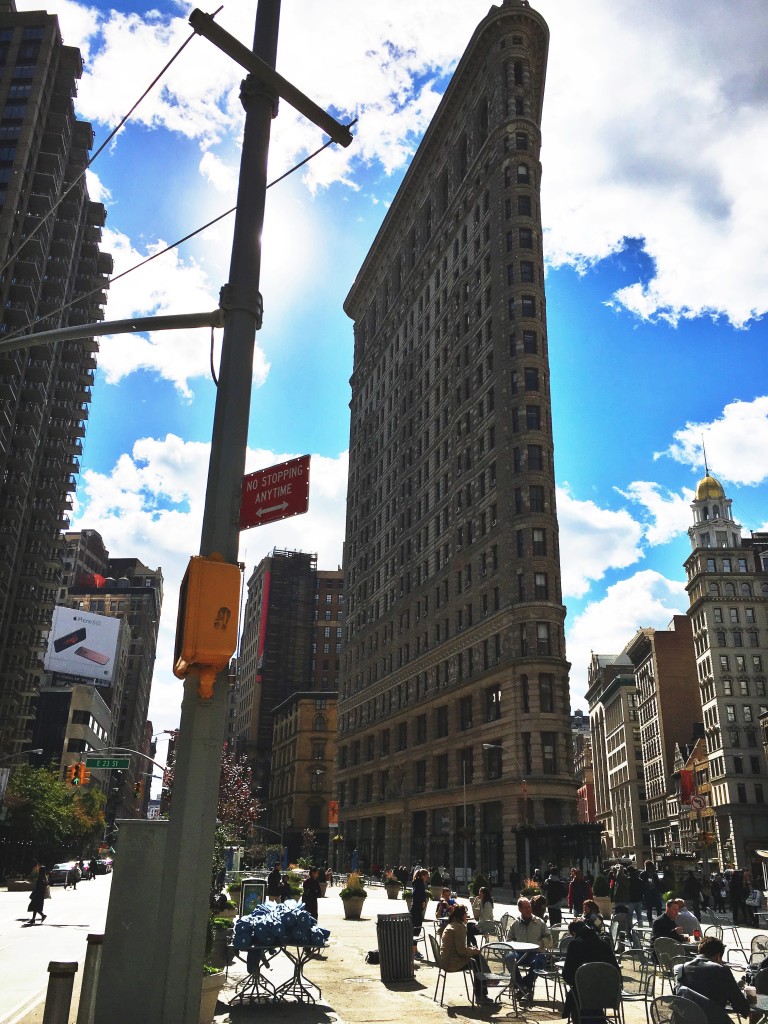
[0,11,221,282]
[5,119,357,346]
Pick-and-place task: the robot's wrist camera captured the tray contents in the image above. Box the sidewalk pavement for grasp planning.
[10,888,763,1024]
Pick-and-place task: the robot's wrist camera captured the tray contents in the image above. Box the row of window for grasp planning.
[712,606,761,624]
[339,620,562,724]
[338,734,559,806]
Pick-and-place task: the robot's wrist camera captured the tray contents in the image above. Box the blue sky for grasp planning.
[19,0,768,750]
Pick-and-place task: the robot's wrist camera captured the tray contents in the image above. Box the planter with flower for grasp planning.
[384,870,402,900]
[339,872,368,920]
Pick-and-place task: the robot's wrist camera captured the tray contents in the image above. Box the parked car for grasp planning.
[49,861,77,885]
[95,858,113,874]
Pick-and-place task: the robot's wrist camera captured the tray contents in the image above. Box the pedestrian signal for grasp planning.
[134,781,143,799]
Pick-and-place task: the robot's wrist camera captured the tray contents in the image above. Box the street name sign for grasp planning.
[240,454,310,530]
[85,757,131,769]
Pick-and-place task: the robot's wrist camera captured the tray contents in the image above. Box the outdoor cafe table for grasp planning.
[230,943,328,1005]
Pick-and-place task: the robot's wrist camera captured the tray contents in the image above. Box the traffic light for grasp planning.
[82,766,91,785]
[71,762,82,786]
[134,781,143,800]
[65,764,75,784]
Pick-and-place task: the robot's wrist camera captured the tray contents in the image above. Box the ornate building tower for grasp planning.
[685,473,768,870]
[337,0,576,880]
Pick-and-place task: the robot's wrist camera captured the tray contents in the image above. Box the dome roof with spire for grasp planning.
[696,473,725,501]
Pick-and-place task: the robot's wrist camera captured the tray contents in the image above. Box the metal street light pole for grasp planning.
[462,757,468,896]
[0,748,42,765]
[146,6,282,1020]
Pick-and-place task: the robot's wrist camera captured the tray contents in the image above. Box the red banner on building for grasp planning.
[679,768,694,809]
[328,800,339,827]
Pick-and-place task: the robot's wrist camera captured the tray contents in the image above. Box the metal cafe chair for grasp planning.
[572,962,624,1024]
[428,932,475,1007]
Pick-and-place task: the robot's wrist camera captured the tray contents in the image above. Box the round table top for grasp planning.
[504,941,540,951]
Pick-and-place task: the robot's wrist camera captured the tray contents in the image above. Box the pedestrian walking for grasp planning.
[266,863,281,902]
[509,866,519,897]
[88,858,97,880]
[626,865,645,928]
[325,866,334,887]
[640,860,664,926]
[712,871,727,914]
[302,866,322,921]
[730,869,746,925]
[410,868,429,959]
[568,869,593,916]
[27,865,49,925]
[682,871,702,919]
[543,868,566,926]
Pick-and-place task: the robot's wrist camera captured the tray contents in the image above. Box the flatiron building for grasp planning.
[335,0,578,881]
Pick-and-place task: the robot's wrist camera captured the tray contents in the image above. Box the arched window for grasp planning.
[724,583,736,597]
[313,714,326,731]
[708,583,719,597]
[740,582,752,597]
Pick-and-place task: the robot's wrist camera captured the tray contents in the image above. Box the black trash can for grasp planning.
[376,913,415,982]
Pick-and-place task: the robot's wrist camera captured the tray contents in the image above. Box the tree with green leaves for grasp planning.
[0,764,106,876]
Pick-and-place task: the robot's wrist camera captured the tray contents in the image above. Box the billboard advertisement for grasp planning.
[44,606,120,684]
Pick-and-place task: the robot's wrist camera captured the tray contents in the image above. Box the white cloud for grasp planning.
[198,151,238,194]
[24,0,768,328]
[557,486,644,599]
[656,396,768,487]
[71,436,348,735]
[565,570,688,705]
[540,0,768,328]
[96,226,270,398]
[616,482,694,546]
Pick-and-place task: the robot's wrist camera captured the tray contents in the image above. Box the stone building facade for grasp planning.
[587,652,647,862]
[336,0,576,881]
[625,617,701,858]
[685,474,768,869]
[269,690,337,865]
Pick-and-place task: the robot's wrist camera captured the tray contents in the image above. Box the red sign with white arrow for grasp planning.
[240,455,311,531]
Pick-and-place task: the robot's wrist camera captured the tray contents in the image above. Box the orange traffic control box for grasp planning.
[173,554,241,698]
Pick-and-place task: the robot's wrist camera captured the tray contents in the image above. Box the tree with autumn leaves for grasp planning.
[163,743,262,888]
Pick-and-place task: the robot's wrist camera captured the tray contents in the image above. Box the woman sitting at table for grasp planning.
[472,887,496,934]
[440,904,492,1005]
[582,898,605,933]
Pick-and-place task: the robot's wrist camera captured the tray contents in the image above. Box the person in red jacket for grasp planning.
[568,869,593,916]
